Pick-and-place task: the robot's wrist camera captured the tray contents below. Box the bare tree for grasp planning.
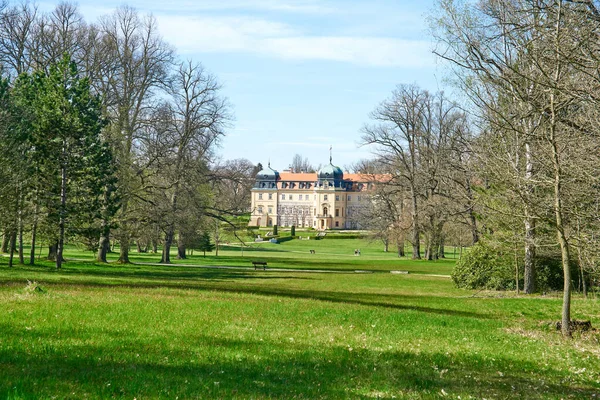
[433,0,600,336]
[0,1,37,75]
[98,6,174,263]
[290,154,314,173]
[155,61,230,264]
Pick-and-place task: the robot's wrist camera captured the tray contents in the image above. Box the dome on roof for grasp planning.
[256,163,279,180]
[318,163,343,181]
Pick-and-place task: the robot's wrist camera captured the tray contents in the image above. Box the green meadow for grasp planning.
[1,236,599,399]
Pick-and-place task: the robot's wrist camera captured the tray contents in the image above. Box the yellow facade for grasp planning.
[249,163,374,230]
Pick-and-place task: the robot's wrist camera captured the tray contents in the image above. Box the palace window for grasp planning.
[358,195,362,201]
[336,195,340,201]
[335,209,339,217]
[258,206,263,214]
[268,207,272,214]
[258,193,263,200]
[324,195,328,200]
[335,221,339,227]
[281,194,285,200]
[347,195,351,201]
[268,193,272,200]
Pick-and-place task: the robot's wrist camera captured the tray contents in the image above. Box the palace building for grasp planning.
[249,158,377,230]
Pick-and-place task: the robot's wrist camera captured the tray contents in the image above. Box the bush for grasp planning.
[453,241,574,292]
[535,252,575,292]
[291,225,296,237]
[273,225,278,235]
[452,241,514,290]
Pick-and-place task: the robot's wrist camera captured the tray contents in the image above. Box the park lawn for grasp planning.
[0,254,599,399]
[60,236,458,275]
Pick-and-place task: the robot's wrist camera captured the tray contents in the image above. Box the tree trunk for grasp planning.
[410,186,420,259]
[424,236,432,260]
[177,244,186,259]
[30,220,37,265]
[48,242,58,261]
[524,216,536,294]
[118,198,130,263]
[118,231,130,263]
[177,232,186,260]
[575,218,587,298]
[383,238,389,252]
[29,200,39,265]
[97,220,110,263]
[514,243,520,295]
[1,229,9,253]
[577,245,587,298]
[397,238,405,257]
[523,142,536,294]
[439,236,445,259]
[56,162,67,270]
[18,212,24,265]
[17,189,24,264]
[152,240,157,253]
[549,78,571,336]
[8,231,16,268]
[160,229,173,264]
[136,241,142,253]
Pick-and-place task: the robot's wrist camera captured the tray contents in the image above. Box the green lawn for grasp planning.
[0,239,598,399]
[63,236,459,275]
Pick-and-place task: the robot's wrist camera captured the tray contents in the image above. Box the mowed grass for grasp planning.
[0,239,599,399]
[64,235,459,275]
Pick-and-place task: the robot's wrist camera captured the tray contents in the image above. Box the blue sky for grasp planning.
[45,0,444,171]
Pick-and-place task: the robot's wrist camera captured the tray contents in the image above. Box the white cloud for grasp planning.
[261,36,432,67]
[156,15,434,68]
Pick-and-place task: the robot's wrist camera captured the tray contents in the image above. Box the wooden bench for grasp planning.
[252,261,267,270]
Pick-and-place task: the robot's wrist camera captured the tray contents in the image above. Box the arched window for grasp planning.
[323,207,328,216]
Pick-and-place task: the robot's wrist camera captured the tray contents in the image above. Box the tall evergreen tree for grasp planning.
[12,54,110,269]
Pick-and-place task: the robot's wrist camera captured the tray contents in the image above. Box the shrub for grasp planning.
[291,225,296,236]
[273,225,278,235]
[535,252,576,292]
[452,241,514,290]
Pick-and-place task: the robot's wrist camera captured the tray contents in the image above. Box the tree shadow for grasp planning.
[1,329,596,399]
[1,264,487,319]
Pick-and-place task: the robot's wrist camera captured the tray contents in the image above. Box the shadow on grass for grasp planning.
[0,329,596,399]
[0,264,485,319]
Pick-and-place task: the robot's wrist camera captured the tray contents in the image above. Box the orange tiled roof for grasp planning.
[277,172,316,181]
[277,172,389,182]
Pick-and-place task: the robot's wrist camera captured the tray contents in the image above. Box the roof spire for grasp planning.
[268,159,271,168]
[329,145,332,164]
